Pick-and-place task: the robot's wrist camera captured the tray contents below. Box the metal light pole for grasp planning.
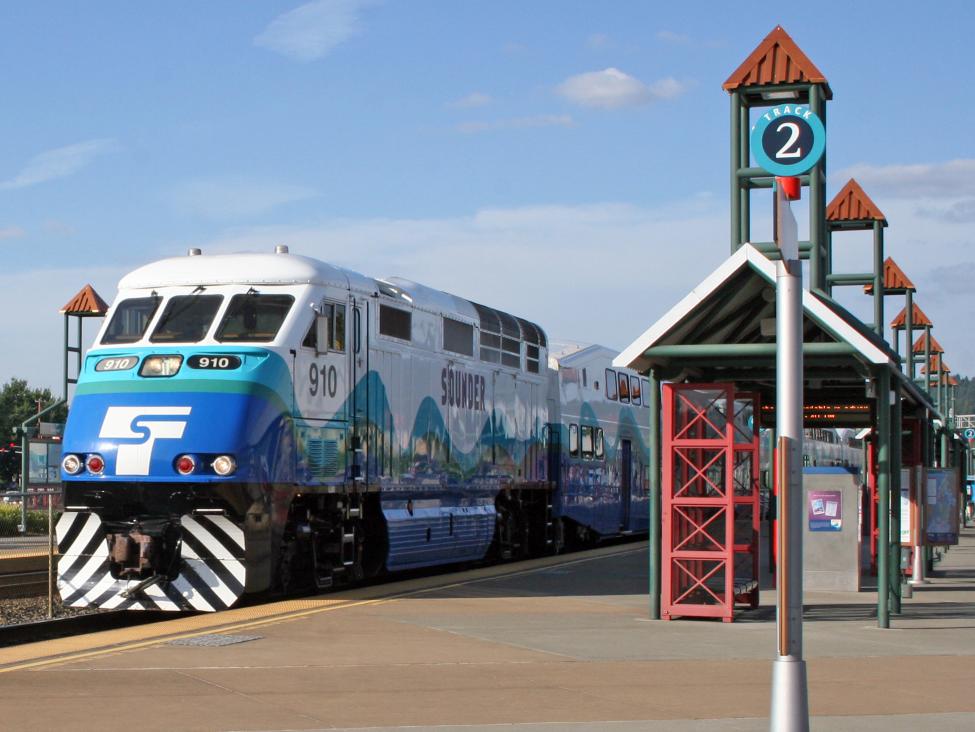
[770,177,809,731]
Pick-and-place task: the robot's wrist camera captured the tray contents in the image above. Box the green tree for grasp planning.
[0,378,67,483]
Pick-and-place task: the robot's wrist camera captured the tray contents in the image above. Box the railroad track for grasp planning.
[0,553,51,600]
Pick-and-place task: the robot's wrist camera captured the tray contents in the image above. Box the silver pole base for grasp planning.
[770,658,809,732]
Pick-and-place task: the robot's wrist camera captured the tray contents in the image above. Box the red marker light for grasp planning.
[85,454,105,475]
[176,455,197,475]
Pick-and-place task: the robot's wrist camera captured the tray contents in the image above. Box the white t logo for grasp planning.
[99,407,192,476]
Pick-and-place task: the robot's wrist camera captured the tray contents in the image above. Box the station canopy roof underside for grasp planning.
[614,244,936,428]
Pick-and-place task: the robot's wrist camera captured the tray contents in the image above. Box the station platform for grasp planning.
[2,530,975,731]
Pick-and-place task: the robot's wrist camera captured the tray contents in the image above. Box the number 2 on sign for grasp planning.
[775,121,802,159]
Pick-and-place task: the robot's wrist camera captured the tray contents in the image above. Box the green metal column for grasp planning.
[739,101,750,246]
[876,367,892,628]
[648,368,662,620]
[891,394,902,614]
[809,85,826,292]
[730,91,742,253]
[872,221,884,337]
[905,291,914,381]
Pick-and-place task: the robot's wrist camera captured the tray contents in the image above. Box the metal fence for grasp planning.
[0,486,61,617]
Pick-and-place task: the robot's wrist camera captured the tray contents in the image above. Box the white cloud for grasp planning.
[832,159,975,199]
[656,30,690,44]
[0,139,118,190]
[556,68,688,109]
[0,226,25,240]
[456,115,574,134]
[586,33,612,49]
[193,196,727,354]
[168,178,318,220]
[254,0,368,61]
[447,92,493,109]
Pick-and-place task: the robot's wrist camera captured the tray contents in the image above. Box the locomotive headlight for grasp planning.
[140,355,183,377]
[212,455,237,476]
[62,454,83,475]
[85,454,105,475]
[175,455,197,475]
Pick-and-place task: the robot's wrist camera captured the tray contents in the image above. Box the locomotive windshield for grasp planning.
[215,294,294,342]
[150,294,224,343]
[101,296,161,344]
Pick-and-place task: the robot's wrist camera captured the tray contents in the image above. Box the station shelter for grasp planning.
[613,244,943,623]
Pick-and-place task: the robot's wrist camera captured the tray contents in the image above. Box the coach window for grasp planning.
[595,428,605,460]
[629,375,641,406]
[605,369,618,400]
[617,372,630,403]
[443,317,474,357]
[150,294,223,343]
[641,379,650,408]
[102,296,162,344]
[569,424,579,457]
[379,304,411,341]
[581,425,594,459]
[216,294,295,343]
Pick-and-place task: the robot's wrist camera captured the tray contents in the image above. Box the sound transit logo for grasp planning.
[98,406,192,475]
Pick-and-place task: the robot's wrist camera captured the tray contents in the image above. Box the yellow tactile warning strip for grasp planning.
[0,550,51,561]
[0,542,645,674]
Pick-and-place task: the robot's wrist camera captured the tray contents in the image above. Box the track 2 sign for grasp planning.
[751,104,826,176]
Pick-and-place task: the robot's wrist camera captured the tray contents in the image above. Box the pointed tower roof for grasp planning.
[864,258,915,294]
[827,179,888,225]
[891,302,933,329]
[60,284,110,316]
[921,357,950,374]
[949,375,959,387]
[913,332,944,354]
[723,26,832,99]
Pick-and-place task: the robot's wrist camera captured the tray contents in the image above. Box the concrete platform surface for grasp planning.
[3,529,975,731]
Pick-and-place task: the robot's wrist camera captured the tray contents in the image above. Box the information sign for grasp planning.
[963,428,975,441]
[751,104,826,176]
[808,490,842,532]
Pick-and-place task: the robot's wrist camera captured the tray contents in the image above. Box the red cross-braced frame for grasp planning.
[662,384,761,622]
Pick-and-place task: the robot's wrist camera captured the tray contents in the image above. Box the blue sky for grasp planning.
[1,1,973,392]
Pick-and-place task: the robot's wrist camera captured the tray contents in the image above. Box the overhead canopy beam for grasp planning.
[642,342,856,358]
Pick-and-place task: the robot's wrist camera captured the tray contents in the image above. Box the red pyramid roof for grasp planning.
[827,179,887,224]
[921,357,950,374]
[864,258,915,294]
[912,332,944,354]
[723,26,831,98]
[949,376,959,387]
[890,302,932,329]
[60,284,109,316]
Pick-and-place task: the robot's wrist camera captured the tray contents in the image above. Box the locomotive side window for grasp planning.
[102,296,161,344]
[443,317,474,357]
[150,294,223,343]
[569,423,579,457]
[605,369,618,400]
[581,425,594,458]
[617,372,630,403]
[501,337,521,369]
[301,302,345,351]
[526,344,540,373]
[629,376,641,406]
[216,294,295,343]
[480,332,501,363]
[595,428,605,459]
[379,304,411,341]
[641,379,650,408]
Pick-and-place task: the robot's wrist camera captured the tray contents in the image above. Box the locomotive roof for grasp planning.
[382,276,547,345]
[117,250,547,343]
[118,251,376,291]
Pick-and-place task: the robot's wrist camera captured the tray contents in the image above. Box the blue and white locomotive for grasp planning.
[57,247,649,611]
